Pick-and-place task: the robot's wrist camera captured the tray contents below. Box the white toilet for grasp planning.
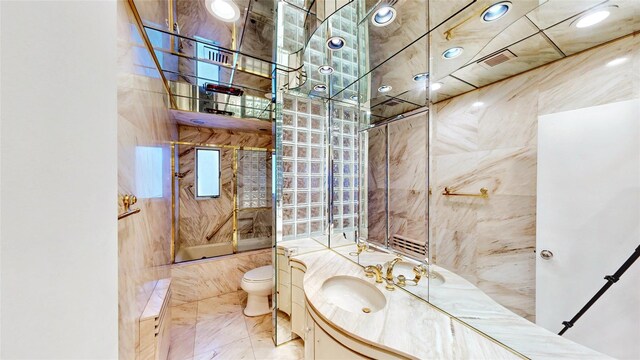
[240,265,273,316]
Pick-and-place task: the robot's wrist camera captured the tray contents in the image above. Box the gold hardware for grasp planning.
[384,257,404,291]
[362,307,371,313]
[396,275,406,287]
[408,264,428,286]
[349,240,368,256]
[118,194,141,220]
[442,187,489,199]
[364,264,384,283]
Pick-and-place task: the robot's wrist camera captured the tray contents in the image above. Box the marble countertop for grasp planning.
[291,247,524,359]
[328,243,612,360]
[276,239,611,359]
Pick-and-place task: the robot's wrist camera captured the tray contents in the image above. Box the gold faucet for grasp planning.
[350,239,368,256]
[363,264,383,283]
[383,257,404,291]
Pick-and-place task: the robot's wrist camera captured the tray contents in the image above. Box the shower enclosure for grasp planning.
[171,142,273,263]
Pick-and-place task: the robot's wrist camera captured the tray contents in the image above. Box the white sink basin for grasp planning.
[394,263,445,286]
[321,276,387,314]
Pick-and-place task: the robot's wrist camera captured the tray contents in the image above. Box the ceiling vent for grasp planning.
[477,49,517,70]
[202,45,232,67]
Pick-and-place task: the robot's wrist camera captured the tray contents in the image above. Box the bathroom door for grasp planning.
[537,99,640,359]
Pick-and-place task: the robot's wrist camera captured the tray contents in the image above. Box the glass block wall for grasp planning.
[331,103,358,235]
[281,94,327,240]
[237,150,270,209]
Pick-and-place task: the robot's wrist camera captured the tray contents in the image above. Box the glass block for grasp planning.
[283,97,294,110]
[310,221,322,233]
[311,117,322,130]
[283,207,294,221]
[297,115,309,128]
[310,162,322,174]
[297,192,308,204]
[297,162,308,174]
[311,147,323,160]
[297,130,308,143]
[283,128,294,142]
[343,150,351,161]
[310,132,322,144]
[297,99,309,113]
[297,146,308,159]
[283,113,294,126]
[296,223,308,235]
[310,205,322,218]
[283,176,294,189]
[283,160,293,173]
[297,177,308,189]
[283,223,294,236]
[311,102,323,116]
[297,207,308,219]
[310,176,321,188]
[310,191,322,203]
[285,192,296,207]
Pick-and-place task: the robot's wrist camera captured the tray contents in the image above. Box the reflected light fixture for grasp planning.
[350,95,358,101]
[576,9,611,28]
[430,82,443,91]
[606,57,628,67]
[318,65,334,75]
[313,84,327,92]
[371,6,397,27]
[205,0,241,22]
[413,72,429,82]
[326,36,346,50]
[481,1,512,22]
[378,85,392,93]
[442,47,464,59]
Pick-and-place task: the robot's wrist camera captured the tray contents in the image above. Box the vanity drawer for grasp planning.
[292,267,305,289]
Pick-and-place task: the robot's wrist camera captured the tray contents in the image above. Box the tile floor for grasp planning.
[168,291,304,360]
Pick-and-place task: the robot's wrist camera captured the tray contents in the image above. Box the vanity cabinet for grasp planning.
[290,262,306,339]
[276,249,291,316]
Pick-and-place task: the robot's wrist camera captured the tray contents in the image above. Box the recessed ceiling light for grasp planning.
[371,6,397,27]
[576,10,610,28]
[442,47,464,59]
[318,65,334,75]
[472,101,484,107]
[481,1,512,22]
[205,0,240,22]
[378,85,392,93]
[430,82,443,91]
[326,37,345,51]
[350,95,358,101]
[413,72,429,82]
[606,57,628,67]
[191,119,206,125]
[313,84,327,92]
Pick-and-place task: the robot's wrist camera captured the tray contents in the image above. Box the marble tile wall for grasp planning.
[177,125,272,250]
[171,249,271,305]
[366,113,429,253]
[431,34,640,321]
[117,1,177,359]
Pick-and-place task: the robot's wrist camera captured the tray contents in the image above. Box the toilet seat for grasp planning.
[242,265,272,283]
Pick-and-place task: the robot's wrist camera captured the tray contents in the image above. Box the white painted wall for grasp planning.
[0,1,118,358]
[537,99,640,359]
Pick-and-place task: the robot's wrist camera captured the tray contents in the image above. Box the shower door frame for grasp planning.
[170,140,274,264]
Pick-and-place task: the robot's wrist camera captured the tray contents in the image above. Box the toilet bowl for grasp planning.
[240,265,273,316]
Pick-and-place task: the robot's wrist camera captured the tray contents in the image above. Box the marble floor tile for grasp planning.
[245,314,271,336]
[197,292,243,322]
[194,311,249,356]
[168,302,198,360]
[192,337,255,360]
[250,329,304,360]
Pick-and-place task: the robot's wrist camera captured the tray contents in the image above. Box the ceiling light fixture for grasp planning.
[191,119,206,125]
[326,36,346,50]
[575,9,610,28]
[472,101,484,107]
[413,72,429,82]
[442,47,464,59]
[481,1,512,22]
[350,95,358,101]
[205,0,241,22]
[606,57,628,67]
[318,65,334,75]
[313,84,327,92]
[371,6,397,27]
[378,85,392,93]
[430,82,443,91]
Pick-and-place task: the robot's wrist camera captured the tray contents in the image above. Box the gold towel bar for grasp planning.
[442,187,489,199]
[118,194,141,220]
